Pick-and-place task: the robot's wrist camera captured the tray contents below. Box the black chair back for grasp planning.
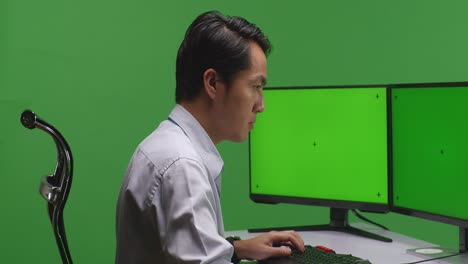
[21,110,73,264]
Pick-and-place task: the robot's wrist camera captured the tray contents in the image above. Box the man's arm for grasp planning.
[155,158,232,264]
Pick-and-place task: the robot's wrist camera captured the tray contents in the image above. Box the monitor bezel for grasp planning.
[248,85,391,214]
[388,81,468,228]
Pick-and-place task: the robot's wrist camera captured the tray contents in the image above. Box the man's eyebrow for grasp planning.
[254,75,266,85]
[250,75,267,85]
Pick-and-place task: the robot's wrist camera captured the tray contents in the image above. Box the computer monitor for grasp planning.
[249,86,391,242]
[390,82,468,253]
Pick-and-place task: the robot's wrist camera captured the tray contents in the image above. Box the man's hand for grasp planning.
[233,231,305,261]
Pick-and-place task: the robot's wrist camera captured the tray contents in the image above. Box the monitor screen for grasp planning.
[250,87,389,212]
[391,84,468,228]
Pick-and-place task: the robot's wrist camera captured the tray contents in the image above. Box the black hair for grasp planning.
[175,10,271,103]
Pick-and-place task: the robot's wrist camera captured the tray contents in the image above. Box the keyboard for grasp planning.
[259,245,372,264]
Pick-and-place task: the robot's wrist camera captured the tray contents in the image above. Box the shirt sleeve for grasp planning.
[155,157,233,264]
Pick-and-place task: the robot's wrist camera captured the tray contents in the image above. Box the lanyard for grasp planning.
[168,117,179,127]
[168,117,188,137]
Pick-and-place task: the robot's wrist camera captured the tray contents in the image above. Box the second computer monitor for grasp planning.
[391,84,468,228]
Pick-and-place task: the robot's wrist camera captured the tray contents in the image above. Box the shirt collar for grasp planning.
[168,104,224,180]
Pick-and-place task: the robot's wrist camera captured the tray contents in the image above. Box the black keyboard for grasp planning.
[259,245,372,264]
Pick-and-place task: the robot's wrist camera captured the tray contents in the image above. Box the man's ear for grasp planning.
[203,68,218,100]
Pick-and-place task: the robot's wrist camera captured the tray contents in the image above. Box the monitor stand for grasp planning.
[460,227,467,253]
[248,208,392,242]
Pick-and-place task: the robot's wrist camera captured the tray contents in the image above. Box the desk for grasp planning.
[225,223,468,264]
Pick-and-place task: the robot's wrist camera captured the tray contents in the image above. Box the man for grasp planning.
[116,10,305,264]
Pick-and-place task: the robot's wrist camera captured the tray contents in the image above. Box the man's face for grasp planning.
[214,42,267,143]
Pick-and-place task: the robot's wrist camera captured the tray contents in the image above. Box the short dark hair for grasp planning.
[175,10,271,103]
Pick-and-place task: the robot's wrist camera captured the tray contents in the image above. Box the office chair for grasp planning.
[21,110,74,264]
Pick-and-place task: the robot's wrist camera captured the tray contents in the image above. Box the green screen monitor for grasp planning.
[249,86,391,242]
[391,82,468,252]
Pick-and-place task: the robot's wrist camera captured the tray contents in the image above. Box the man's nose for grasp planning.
[255,93,265,113]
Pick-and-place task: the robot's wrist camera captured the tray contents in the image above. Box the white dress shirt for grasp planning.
[116,104,233,264]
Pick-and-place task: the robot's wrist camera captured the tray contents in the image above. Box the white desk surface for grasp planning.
[225,223,468,264]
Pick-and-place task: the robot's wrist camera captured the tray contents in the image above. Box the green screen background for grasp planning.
[392,87,468,220]
[2,1,468,262]
[251,88,387,205]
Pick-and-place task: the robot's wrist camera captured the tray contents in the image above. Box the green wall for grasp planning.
[1,1,467,262]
